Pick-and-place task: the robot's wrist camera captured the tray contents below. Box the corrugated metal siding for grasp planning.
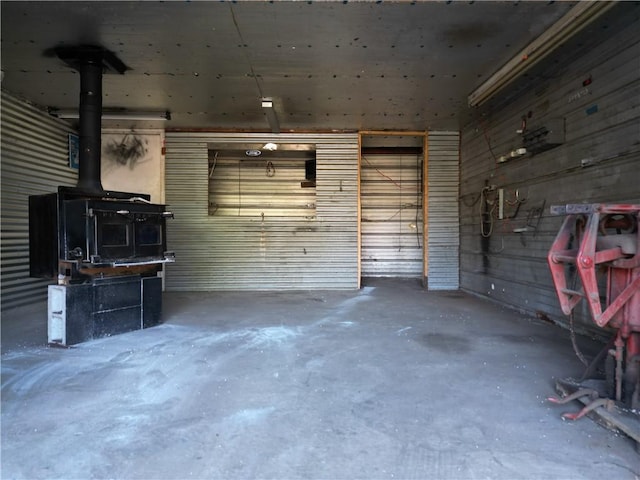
[360,153,424,277]
[427,131,460,290]
[208,152,316,217]
[458,14,640,334]
[164,133,359,290]
[1,91,76,310]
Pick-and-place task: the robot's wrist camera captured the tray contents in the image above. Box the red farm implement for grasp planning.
[547,204,640,449]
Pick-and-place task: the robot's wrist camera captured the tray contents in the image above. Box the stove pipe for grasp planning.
[77,58,104,193]
[54,45,127,195]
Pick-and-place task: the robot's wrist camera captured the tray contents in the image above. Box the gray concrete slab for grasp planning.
[1,278,638,479]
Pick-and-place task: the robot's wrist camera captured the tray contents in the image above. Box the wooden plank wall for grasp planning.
[458,11,640,335]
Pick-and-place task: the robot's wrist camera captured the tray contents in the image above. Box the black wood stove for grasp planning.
[29,45,174,345]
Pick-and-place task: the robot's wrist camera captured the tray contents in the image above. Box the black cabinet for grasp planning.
[48,275,163,345]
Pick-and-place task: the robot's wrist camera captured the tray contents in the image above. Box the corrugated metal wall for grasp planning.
[164,133,359,290]
[360,153,424,277]
[459,13,640,333]
[1,91,76,310]
[208,151,316,217]
[427,132,460,290]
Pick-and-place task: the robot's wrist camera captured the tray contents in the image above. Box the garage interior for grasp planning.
[1,1,639,478]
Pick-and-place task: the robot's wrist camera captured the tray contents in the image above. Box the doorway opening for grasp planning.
[360,132,427,280]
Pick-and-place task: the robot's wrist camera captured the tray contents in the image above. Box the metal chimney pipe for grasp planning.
[53,45,127,194]
[77,58,104,193]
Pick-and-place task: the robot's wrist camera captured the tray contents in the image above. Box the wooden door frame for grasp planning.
[358,131,428,287]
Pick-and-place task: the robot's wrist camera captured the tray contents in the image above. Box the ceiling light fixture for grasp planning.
[261,97,280,134]
[49,108,171,121]
[468,1,616,107]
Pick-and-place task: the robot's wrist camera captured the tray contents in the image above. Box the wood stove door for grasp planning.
[134,217,165,258]
[93,210,135,262]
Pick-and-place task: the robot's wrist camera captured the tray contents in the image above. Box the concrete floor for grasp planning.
[1,278,638,479]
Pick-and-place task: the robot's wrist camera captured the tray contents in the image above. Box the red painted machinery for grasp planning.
[547,204,639,446]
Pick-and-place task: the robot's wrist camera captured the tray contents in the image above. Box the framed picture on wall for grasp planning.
[68,133,79,170]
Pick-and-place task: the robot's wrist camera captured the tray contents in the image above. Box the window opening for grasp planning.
[208,146,316,217]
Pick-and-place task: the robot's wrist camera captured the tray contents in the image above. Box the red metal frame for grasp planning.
[547,204,640,409]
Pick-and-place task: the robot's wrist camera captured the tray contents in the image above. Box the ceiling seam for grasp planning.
[228,4,264,100]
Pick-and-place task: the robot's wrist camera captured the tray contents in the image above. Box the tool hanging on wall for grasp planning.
[504,189,528,219]
[513,200,546,245]
[265,161,275,177]
[480,184,498,238]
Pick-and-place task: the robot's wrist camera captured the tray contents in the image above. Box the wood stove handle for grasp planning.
[129,197,152,204]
